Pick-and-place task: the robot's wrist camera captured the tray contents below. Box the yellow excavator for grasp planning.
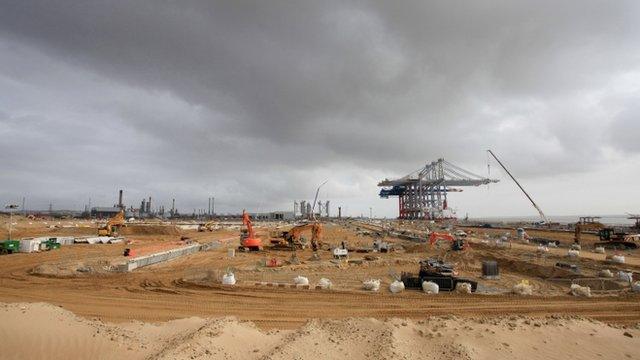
[271,222,323,252]
[98,209,125,236]
[198,221,216,232]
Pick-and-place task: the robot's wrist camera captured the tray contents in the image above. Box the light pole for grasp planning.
[5,204,19,240]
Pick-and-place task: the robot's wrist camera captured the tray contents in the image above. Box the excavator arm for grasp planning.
[284,222,323,251]
[428,232,455,246]
[242,210,255,239]
[99,209,125,236]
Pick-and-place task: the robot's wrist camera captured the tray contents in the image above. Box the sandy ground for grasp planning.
[1,217,640,329]
[1,302,639,360]
[2,215,640,360]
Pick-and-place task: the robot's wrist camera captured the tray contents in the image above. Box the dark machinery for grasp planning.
[401,259,478,292]
[0,240,19,254]
[595,228,639,250]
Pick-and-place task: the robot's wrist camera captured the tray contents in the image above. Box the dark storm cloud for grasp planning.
[0,1,639,215]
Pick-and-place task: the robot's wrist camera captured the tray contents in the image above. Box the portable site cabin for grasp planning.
[52,236,75,245]
[20,238,43,253]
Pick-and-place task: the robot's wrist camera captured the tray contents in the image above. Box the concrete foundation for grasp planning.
[121,244,202,272]
[117,239,228,272]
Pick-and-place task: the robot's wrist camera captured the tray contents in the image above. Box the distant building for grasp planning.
[90,206,122,219]
[251,211,295,221]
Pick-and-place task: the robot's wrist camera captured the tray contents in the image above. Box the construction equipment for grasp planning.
[271,222,323,251]
[41,238,61,251]
[487,150,549,225]
[98,210,125,236]
[239,210,262,251]
[428,232,467,251]
[198,221,216,232]
[595,228,639,250]
[0,240,19,254]
[574,217,639,249]
[573,217,605,245]
[401,258,478,292]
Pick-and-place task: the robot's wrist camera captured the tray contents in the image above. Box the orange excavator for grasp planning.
[240,210,262,251]
[428,232,468,251]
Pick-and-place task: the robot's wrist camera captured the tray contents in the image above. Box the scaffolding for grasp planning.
[378,158,498,220]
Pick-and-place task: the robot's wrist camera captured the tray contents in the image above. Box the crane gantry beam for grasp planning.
[378,158,498,220]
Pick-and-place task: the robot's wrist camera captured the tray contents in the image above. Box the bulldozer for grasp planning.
[98,209,125,236]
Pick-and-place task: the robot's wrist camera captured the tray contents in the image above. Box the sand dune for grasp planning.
[1,302,638,360]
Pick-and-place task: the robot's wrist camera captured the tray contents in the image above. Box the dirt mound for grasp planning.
[30,259,118,278]
[2,302,640,360]
[120,225,181,236]
[494,257,580,279]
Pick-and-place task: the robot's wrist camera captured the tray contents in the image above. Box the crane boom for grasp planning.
[311,180,328,220]
[487,150,549,224]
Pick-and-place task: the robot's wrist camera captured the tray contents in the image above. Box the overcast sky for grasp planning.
[1,1,639,218]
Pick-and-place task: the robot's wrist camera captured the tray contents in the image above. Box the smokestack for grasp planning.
[172,198,175,215]
[326,201,330,217]
[338,206,342,219]
[118,190,123,209]
[147,197,151,213]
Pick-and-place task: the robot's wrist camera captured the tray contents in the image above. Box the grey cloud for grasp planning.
[0,1,639,216]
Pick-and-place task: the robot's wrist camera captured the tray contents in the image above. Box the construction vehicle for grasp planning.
[0,240,19,254]
[487,150,549,225]
[240,210,262,251]
[428,232,467,251]
[573,217,605,245]
[40,238,61,251]
[270,222,323,251]
[401,258,478,292]
[574,217,639,249]
[595,228,639,249]
[98,210,125,236]
[198,221,217,232]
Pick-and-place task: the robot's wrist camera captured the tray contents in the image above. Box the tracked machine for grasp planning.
[270,222,323,251]
[401,258,478,292]
[239,210,262,251]
[98,209,125,236]
[574,217,639,249]
[595,228,639,250]
[428,232,468,251]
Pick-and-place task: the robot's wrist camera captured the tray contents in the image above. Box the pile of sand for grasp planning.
[1,302,638,359]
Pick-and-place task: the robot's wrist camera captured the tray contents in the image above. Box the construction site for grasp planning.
[2,2,640,357]
[1,156,640,359]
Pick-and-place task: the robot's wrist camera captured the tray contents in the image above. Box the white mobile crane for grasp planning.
[487,149,549,225]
